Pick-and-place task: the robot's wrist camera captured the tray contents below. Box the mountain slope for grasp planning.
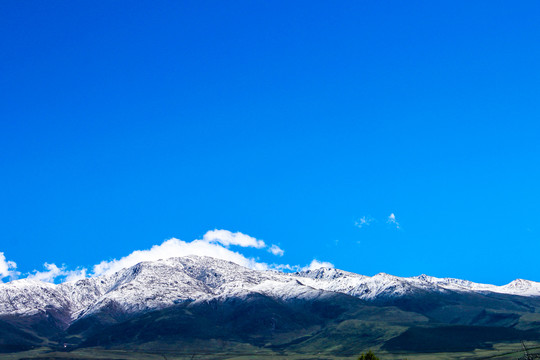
[3,255,540,322]
[1,255,540,355]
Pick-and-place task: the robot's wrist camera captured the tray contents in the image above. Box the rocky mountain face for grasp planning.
[1,255,540,355]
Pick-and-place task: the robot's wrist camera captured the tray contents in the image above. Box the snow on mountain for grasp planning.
[296,268,426,299]
[0,255,539,323]
[0,278,67,316]
[296,269,517,299]
[496,279,540,296]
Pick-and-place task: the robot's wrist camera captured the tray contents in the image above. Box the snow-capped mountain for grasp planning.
[1,255,539,323]
[296,267,540,299]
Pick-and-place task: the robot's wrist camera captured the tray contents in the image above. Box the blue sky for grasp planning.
[1,1,539,285]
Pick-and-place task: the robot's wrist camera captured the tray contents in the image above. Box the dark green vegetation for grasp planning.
[383,325,538,352]
[358,350,380,359]
[3,289,540,359]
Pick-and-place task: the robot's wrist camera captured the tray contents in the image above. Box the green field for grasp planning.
[4,341,540,360]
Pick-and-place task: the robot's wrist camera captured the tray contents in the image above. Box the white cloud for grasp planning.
[0,252,18,281]
[203,229,266,248]
[4,229,337,283]
[268,244,284,256]
[17,230,273,283]
[387,213,400,229]
[28,263,66,283]
[92,236,269,277]
[271,263,300,272]
[27,263,88,283]
[355,216,374,228]
[304,259,335,271]
[91,229,272,277]
[65,268,88,282]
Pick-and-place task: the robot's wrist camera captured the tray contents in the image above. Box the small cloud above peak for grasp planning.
[355,216,374,229]
[304,259,335,271]
[387,213,400,229]
[268,244,284,256]
[203,229,266,249]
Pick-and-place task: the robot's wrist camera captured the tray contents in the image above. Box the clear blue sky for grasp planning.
[1,1,539,285]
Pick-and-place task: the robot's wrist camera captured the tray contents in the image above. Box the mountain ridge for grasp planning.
[2,255,540,356]
[1,255,539,322]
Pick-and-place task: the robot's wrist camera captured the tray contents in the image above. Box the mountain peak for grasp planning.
[1,255,540,323]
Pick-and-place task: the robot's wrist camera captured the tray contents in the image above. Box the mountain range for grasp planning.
[2,255,540,357]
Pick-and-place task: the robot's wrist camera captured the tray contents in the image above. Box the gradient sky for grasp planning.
[1,1,539,285]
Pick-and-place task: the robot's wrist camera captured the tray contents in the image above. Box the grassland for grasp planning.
[4,341,540,360]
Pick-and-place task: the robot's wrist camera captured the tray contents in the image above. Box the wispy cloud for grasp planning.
[268,244,284,256]
[387,213,400,229]
[27,263,87,283]
[27,263,65,282]
[0,252,18,281]
[271,263,300,271]
[354,216,374,229]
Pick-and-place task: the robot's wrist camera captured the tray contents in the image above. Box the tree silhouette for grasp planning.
[358,350,380,360]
